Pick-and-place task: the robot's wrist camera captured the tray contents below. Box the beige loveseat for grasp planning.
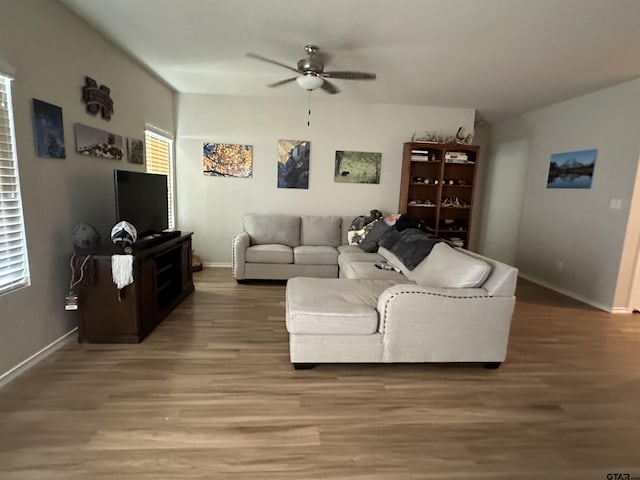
[232,214,363,281]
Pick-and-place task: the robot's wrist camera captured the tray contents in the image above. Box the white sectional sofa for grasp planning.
[232,213,518,369]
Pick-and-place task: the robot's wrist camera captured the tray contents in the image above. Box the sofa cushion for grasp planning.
[408,243,490,288]
[246,244,293,264]
[301,216,341,247]
[341,261,409,282]
[286,278,397,335]
[337,244,363,254]
[294,246,339,265]
[243,214,300,247]
[338,251,384,274]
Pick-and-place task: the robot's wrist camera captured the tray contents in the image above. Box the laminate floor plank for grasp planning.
[1,268,639,479]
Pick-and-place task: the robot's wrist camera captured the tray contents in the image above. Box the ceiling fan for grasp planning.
[246,45,376,94]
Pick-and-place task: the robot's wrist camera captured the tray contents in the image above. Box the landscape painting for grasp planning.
[547,149,597,189]
[334,150,381,184]
[203,143,253,178]
[32,99,65,159]
[74,123,123,160]
[278,140,309,189]
[127,138,144,164]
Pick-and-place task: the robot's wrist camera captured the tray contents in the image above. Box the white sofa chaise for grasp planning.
[286,244,518,369]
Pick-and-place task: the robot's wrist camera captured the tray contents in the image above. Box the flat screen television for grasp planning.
[114,169,169,238]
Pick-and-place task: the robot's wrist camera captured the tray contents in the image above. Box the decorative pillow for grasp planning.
[408,242,491,288]
[384,214,401,226]
[243,214,300,247]
[358,221,390,253]
[389,228,440,270]
[301,216,341,247]
[348,221,375,245]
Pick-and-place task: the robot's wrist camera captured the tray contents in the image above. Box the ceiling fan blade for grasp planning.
[320,79,340,94]
[267,77,297,88]
[246,53,299,73]
[322,71,376,80]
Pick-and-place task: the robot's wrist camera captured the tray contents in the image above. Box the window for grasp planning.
[144,130,175,229]
[0,73,30,296]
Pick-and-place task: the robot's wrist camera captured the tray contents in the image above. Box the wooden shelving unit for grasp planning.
[398,142,480,248]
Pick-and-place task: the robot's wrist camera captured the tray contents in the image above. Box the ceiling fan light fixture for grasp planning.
[296,73,323,91]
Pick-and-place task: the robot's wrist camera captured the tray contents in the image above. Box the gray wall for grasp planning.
[0,0,175,378]
[175,93,475,264]
[484,78,640,311]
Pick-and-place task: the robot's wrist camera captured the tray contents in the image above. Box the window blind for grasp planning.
[144,131,175,229]
[0,74,30,296]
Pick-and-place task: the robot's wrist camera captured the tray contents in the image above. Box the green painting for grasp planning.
[334,150,381,184]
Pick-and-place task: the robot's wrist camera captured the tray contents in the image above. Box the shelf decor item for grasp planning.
[411,126,474,145]
[334,150,381,184]
[546,149,596,189]
[202,143,253,178]
[278,140,310,189]
[32,99,66,159]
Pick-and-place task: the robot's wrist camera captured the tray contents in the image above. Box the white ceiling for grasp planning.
[59,0,640,122]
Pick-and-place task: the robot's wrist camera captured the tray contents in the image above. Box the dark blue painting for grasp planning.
[278,140,310,189]
[32,99,65,159]
[547,149,597,189]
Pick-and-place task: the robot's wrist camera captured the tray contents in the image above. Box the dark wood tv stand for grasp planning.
[77,233,194,343]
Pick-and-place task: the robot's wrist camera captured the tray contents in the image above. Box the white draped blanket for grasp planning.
[111,254,134,289]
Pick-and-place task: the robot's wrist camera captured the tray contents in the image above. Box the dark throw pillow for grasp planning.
[359,220,390,252]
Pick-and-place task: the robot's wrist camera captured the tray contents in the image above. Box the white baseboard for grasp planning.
[518,273,612,313]
[0,328,77,389]
[611,307,633,314]
[203,262,232,268]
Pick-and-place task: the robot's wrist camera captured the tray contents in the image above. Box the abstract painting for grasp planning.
[334,150,381,184]
[547,149,597,189]
[127,138,144,164]
[74,124,123,160]
[32,99,65,159]
[278,140,310,189]
[203,143,253,177]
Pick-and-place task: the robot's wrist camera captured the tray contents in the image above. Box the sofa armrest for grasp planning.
[232,232,250,280]
[376,284,516,363]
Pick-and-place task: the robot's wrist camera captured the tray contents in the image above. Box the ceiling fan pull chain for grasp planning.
[307,90,311,127]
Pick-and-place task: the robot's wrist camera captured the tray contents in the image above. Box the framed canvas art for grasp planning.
[547,149,597,189]
[203,143,253,177]
[278,140,310,189]
[334,150,381,184]
[32,99,66,159]
[127,138,144,164]
[74,124,123,160]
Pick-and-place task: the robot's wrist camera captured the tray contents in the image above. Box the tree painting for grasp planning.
[334,150,381,184]
[203,143,253,178]
[277,140,310,189]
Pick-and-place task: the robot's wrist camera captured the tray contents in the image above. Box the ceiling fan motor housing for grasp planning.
[297,56,324,74]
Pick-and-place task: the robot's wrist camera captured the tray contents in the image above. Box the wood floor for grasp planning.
[1,268,640,479]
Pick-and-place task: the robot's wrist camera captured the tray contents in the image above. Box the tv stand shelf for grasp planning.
[77,233,193,343]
